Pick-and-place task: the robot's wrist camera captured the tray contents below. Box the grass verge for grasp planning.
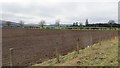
[32,37,118,66]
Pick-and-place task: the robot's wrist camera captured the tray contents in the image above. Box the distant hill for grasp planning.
[0,20,21,28]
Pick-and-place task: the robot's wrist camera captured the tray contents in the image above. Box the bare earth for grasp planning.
[2,28,118,66]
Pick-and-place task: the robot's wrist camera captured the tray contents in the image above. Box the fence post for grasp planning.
[55,42,60,63]
[99,36,102,45]
[90,31,93,45]
[98,36,100,45]
[76,38,79,54]
[9,48,14,68]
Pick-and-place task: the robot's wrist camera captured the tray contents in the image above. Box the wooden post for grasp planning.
[98,36,101,45]
[9,48,14,68]
[76,38,79,54]
[90,31,93,45]
[100,37,102,45]
[55,42,60,63]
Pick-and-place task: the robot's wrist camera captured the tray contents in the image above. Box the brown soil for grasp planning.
[2,28,118,66]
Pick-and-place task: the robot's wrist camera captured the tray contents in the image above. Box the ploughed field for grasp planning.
[2,28,118,66]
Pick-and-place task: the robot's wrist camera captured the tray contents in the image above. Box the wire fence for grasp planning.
[2,28,118,66]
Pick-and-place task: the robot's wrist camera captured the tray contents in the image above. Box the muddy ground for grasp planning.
[2,28,118,66]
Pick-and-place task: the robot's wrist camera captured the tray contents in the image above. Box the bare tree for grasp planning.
[19,20,24,28]
[108,20,116,29]
[73,22,76,26]
[79,22,83,26]
[75,22,78,26]
[108,20,115,24]
[85,19,89,26]
[55,19,60,27]
[39,20,45,29]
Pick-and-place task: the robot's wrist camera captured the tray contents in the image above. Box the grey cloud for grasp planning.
[1,2,118,24]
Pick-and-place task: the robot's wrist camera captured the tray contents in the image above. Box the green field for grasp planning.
[27,26,119,30]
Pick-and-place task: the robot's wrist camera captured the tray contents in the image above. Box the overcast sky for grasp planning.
[0,0,119,24]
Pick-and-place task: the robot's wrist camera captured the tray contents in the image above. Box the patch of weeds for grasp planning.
[110,61,118,66]
[33,38,118,66]
[62,51,78,61]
